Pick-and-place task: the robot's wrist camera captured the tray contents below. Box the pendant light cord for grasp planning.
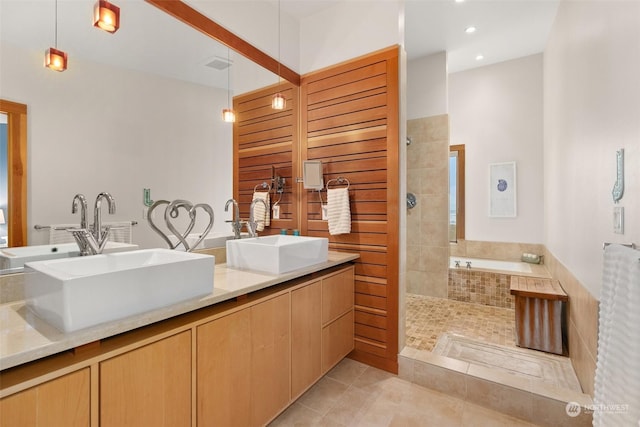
[54,0,58,48]
[227,47,231,107]
[277,0,281,81]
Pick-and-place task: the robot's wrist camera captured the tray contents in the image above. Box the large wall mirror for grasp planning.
[0,0,297,272]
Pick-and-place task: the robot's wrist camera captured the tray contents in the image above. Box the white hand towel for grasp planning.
[327,188,351,235]
[252,191,270,232]
[594,244,640,427]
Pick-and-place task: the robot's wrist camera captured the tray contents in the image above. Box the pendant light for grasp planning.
[94,0,120,34]
[222,48,236,123]
[271,0,285,110]
[45,0,68,72]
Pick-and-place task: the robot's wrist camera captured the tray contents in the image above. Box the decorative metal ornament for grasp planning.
[611,148,624,203]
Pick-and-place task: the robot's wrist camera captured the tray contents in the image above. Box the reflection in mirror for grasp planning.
[0,113,6,248]
[449,144,465,242]
[0,99,28,248]
[0,0,280,272]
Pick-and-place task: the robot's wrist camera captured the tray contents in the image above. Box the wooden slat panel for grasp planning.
[307,74,387,106]
[307,125,386,149]
[301,46,399,374]
[355,310,387,330]
[308,106,387,134]
[354,338,388,358]
[355,281,387,298]
[234,82,298,234]
[308,93,387,122]
[308,119,387,140]
[355,324,386,344]
[306,61,387,95]
[308,139,387,160]
[355,294,387,311]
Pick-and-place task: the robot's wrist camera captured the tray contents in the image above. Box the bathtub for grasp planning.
[449,256,532,274]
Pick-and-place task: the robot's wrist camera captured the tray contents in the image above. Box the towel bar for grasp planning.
[35,221,138,230]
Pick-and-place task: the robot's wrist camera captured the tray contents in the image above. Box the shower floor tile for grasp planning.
[405,294,516,352]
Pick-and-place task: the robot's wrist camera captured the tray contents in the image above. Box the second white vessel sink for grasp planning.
[226,235,328,275]
[0,242,139,269]
[24,249,214,332]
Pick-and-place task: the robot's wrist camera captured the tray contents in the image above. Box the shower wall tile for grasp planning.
[421,221,448,247]
[406,114,450,298]
[453,240,545,262]
[544,248,598,396]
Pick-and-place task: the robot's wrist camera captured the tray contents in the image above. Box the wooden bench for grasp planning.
[510,276,568,355]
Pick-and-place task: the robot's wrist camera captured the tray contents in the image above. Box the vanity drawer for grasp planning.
[321,266,354,325]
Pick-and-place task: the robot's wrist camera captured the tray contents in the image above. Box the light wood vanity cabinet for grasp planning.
[291,280,322,399]
[197,308,251,426]
[197,293,291,427]
[100,331,192,427]
[0,264,355,427]
[0,368,90,427]
[321,267,355,373]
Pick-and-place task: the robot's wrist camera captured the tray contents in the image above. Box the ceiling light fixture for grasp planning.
[476,54,484,61]
[465,26,476,34]
[94,0,120,34]
[45,0,68,72]
[222,48,236,123]
[271,0,286,110]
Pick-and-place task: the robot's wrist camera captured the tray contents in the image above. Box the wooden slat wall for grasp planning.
[301,46,400,373]
[233,83,299,235]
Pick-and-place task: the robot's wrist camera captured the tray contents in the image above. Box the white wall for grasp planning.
[299,0,403,74]
[407,52,448,119]
[544,1,640,299]
[0,42,233,249]
[449,54,544,244]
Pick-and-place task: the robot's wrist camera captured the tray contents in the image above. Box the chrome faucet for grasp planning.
[93,192,116,249]
[224,198,244,239]
[68,192,116,255]
[247,198,268,238]
[71,194,90,255]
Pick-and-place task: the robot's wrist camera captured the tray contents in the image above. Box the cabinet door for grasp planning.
[291,280,322,399]
[197,309,251,427]
[322,267,355,325]
[0,368,90,427]
[100,331,191,427]
[250,293,291,426]
[322,310,355,373]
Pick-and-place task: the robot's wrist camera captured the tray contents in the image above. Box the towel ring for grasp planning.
[254,182,271,192]
[326,177,350,190]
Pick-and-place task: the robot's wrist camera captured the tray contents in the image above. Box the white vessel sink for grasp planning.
[0,242,139,269]
[169,232,235,250]
[24,249,214,332]
[226,235,328,275]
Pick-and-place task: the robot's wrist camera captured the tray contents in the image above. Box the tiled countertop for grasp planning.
[0,251,359,371]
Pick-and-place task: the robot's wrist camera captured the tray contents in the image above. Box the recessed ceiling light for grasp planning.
[465,26,477,34]
[475,54,484,61]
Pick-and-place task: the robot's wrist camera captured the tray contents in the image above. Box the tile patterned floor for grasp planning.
[405,294,516,352]
[269,358,540,427]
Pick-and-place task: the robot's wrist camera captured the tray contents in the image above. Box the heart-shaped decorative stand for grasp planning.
[147,199,214,252]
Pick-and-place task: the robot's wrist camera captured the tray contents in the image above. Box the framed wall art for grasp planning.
[489,161,517,217]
